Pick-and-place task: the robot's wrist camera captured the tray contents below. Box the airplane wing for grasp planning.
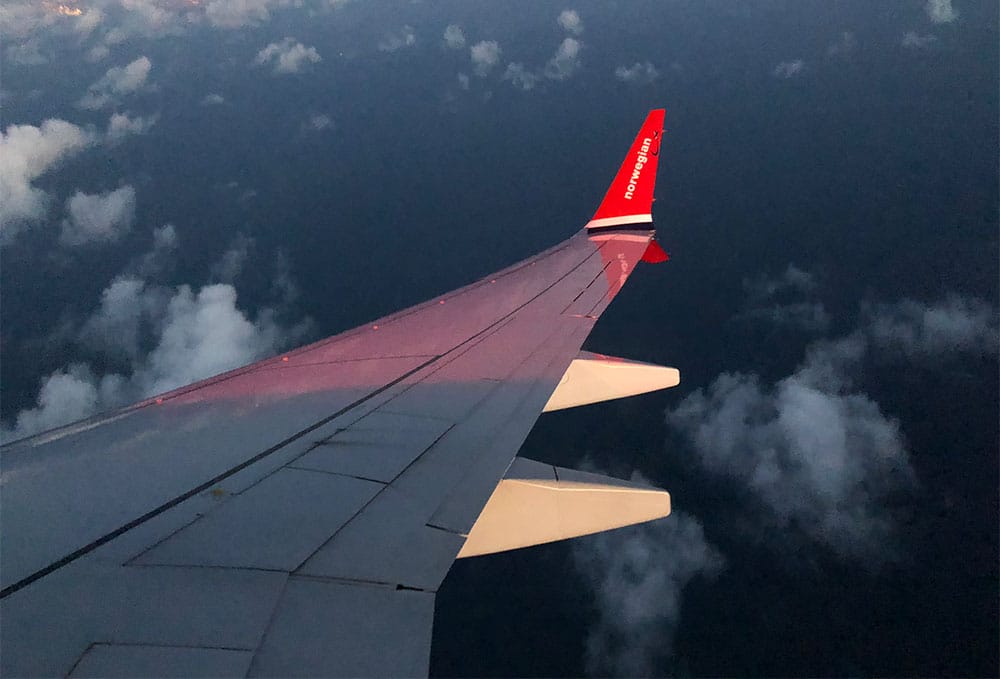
[0,109,677,677]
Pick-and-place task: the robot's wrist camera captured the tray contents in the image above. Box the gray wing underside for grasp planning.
[0,228,652,677]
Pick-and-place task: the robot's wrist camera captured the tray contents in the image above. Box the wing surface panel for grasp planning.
[0,110,667,677]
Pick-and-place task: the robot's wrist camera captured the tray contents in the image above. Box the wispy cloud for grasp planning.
[573,505,723,676]
[865,296,998,358]
[901,31,937,48]
[200,93,226,105]
[78,56,152,110]
[615,61,659,84]
[106,111,157,143]
[378,25,416,52]
[773,59,805,79]
[503,63,540,91]
[254,37,321,74]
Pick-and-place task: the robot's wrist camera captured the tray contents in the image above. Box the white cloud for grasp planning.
[443,24,465,49]
[4,272,311,442]
[254,37,321,74]
[201,93,226,105]
[6,39,47,65]
[502,63,540,91]
[378,25,416,52]
[544,37,581,80]
[3,364,103,443]
[79,56,152,110]
[926,0,958,23]
[0,118,92,239]
[106,111,157,142]
[901,31,937,48]
[470,40,501,76]
[557,9,583,35]
[866,296,998,357]
[667,333,916,564]
[60,185,137,246]
[773,59,805,78]
[738,265,828,331]
[573,508,723,675]
[615,61,659,84]
[456,73,470,90]
[744,264,816,300]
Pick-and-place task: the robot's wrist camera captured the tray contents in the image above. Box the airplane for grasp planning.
[0,108,680,677]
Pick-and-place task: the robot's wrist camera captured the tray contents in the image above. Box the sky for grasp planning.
[1,0,997,676]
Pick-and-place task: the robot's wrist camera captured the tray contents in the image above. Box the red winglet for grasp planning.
[586,109,665,231]
[641,240,669,263]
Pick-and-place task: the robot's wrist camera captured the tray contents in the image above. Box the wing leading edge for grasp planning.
[0,109,676,677]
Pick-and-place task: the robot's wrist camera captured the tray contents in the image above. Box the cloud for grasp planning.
[456,73,470,90]
[378,25,416,52]
[901,31,937,48]
[744,264,816,301]
[739,265,828,331]
[3,273,311,442]
[615,61,659,84]
[86,44,110,62]
[6,39,47,65]
[204,0,275,28]
[254,37,321,74]
[443,24,465,49]
[132,223,179,278]
[304,113,333,131]
[544,37,581,80]
[826,31,856,57]
[470,40,501,76]
[200,93,226,105]
[866,296,998,357]
[60,185,137,246]
[573,508,723,676]
[740,302,831,332]
[106,111,157,142]
[79,276,169,362]
[502,63,540,91]
[78,56,152,110]
[667,333,916,564]
[0,118,93,238]
[557,9,583,35]
[210,232,255,284]
[773,59,805,78]
[3,364,105,443]
[926,0,958,23]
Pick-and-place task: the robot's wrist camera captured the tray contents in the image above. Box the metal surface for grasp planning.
[0,109,669,677]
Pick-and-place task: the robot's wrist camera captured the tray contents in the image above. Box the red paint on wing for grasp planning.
[641,240,669,263]
[589,109,665,225]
